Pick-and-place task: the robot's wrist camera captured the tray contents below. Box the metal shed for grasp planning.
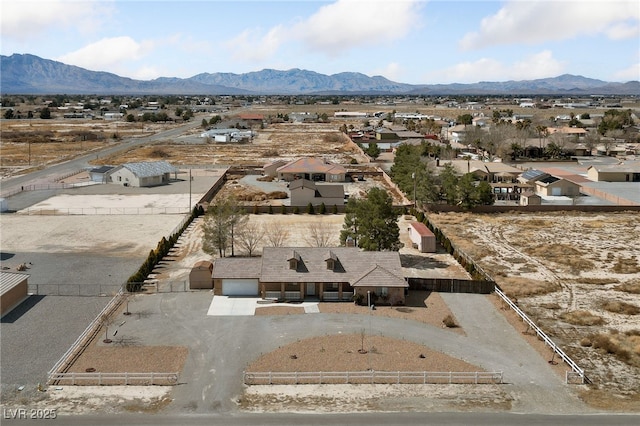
[1,272,29,317]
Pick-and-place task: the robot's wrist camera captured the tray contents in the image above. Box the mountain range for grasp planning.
[2,53,639,96]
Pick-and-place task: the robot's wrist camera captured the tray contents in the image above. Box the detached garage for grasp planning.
[212,258,262,296]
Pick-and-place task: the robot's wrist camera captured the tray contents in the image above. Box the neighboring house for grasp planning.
[211,247,407,305]
[277,157,346,182]
[587,163,640,182]
[438,159,521,183]
[263,160,288,178]
[289,179,344,207]
[534,175,581,197]
[1,272,29,317]
[408,222,436,253]
[105,161,179,187]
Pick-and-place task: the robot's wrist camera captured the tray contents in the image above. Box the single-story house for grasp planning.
[277,157,346,182]
[189,260,214,289]
[587,163,640,182]
[105,161,179,187]
[212,247,408,305]
[408,222,436,253]
[1,272,29,317]
[534,175,581,197]
[289,179,344,207]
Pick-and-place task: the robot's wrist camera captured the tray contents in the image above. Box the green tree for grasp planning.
[366,142,381,159]
[3,109,14,119]
[201,118,209,128]
[175,107,183,118]
[457,114,473,125]
[126,114,136,122]
[40,107,51,119]
[340,188,400,251]
[438,163,459,204]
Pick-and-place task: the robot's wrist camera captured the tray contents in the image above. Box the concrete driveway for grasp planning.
[206,296,319,316]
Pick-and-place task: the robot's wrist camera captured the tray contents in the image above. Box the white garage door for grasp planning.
[551,187,562,196]
[222,279,259,296]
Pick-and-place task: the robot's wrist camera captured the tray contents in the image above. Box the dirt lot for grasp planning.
[426,211,640,410]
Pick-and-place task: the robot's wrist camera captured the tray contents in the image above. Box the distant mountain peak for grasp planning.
[1,53,638,95]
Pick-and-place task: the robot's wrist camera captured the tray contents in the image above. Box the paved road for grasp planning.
[3,412,639,426]
[0,119,204,196]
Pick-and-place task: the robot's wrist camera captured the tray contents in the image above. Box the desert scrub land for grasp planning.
[427,211,640,410]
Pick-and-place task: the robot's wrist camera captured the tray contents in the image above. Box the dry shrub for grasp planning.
[521,218,553,228]
[256,175,274,182]
[442,314,458,328]
[579,337,592,347]
[322,133,342,143]
[267,191,288,199]
[601,300,640,315]
[263,149,279,156]
[150,148,170,158]
[611,257,640,274]
[540,302,561,310]
[560,310,605,326]
[615,281,640,294]
[497,276,560,298]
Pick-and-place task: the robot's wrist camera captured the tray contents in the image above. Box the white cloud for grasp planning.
[223,0,422,63]
[460,1,640,50]
[292,0,423,55]
[425,50,566,84]
[1,0,113,41]
[613,63,640,81]
[372,62,403,81]
[56,37,155,74]
[223,26,286,62]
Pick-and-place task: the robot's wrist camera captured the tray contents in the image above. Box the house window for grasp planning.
[330,283,338,290]
[380,287,388,296]
[118,176,122,181]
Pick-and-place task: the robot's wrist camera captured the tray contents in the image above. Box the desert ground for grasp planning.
[2,108,640,415]
[426,211,640,409]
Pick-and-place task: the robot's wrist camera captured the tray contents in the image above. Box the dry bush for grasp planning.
[442,314,458,328]
[267,191,288,199]
[579,337,592,347]
[560,310,605,326]
[497,276,560,298]
[322,133,342,143]
[610,257,640,274]
[577,277,619,285]
[615,281,640,294]
[601,300,640,315]
[150,148,170,158]
[540,302,561,310]
[263,149,279,156]
[256,175,274,182]
[521,218,553,228]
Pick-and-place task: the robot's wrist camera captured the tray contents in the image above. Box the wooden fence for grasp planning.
[407,278,494,294]
[244,370,503,385]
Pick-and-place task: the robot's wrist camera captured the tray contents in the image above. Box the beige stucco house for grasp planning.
[212,247,407,305]
[534,175,581,197]
[587,163,640,182]
[277,157,346,182]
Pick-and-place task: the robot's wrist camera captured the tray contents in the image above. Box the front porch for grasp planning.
[261,281,353,302]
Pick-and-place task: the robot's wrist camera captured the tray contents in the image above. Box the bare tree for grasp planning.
[304,220,337,247]
[265,222,290,247]
[100,313,115,343]
[236,222,265,257]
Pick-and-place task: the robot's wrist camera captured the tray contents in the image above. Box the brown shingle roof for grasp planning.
[213,257,262,279]
[277,157,346,175]
[352,264,407,288]
[260,247,402,284]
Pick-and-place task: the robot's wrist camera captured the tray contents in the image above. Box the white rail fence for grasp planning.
[494,287,589,384]
[20,207,190,215]
[47,288,124,384]
[48,372,178,386]
[244,371,503,385]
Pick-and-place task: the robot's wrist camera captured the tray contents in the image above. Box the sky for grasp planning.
[1,0,639,85]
